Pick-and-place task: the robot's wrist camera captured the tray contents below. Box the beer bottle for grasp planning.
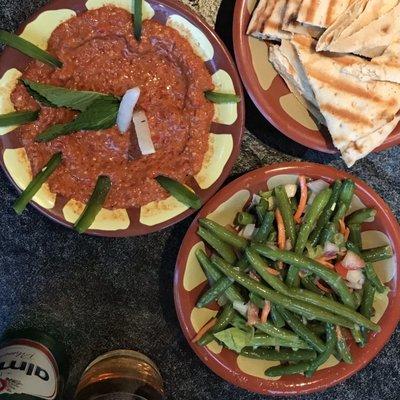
[0,328,69,400]
[75,350,164,400]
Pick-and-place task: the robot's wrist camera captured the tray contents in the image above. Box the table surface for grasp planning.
[0,0,399,399]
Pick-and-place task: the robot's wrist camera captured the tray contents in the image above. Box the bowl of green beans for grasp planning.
[174,162,400,395]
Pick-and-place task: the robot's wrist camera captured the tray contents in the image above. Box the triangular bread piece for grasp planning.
[247,0,291,41]
[296,0,354,29]
[291,35,400,166]
[341,41,400,83]
[317,0,400,57]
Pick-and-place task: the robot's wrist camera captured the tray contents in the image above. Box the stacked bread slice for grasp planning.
[248,0,400,166]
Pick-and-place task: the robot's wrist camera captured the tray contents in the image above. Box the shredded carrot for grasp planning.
[315,279,333,293]
[294,175,307,224]
[260,301,271,324]
[344,227,350,241]
[192,318,217,343]
[315,256,336,270]
[339,218,346,235]
[266,267,280,276]
[275,209,286,250]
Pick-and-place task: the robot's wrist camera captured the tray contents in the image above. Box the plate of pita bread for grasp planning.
[233,0,400,166]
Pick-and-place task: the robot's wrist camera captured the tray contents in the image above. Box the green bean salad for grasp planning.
[193,176,393,377]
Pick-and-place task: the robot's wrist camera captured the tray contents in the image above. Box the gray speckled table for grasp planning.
[0,0,399,399]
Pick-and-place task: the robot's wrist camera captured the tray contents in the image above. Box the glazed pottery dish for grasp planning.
[175,162,400,395]
[233,0,400,164]
[0,0,244,236]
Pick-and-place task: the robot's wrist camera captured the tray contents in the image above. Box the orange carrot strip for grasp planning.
[294,175,307,224]
[315,279,333,294]
[266,267,280,276]
[260,301,271,324]
[315,256,336,270]
[339,218,346,235]
[275,209,286,250]
[344,227,350,241]
[192,318,217,343]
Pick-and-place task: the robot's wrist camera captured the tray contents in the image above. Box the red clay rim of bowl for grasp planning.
[232,0,400,154]
[174,161,400,396]
[0,0,245,237]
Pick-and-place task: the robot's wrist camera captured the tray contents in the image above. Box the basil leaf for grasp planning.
[36,97,120,142]
[214,327,253,353]
[0,30,62,68]
[134,0,143,41]
[24,84,56,108]
[23,79,117,112]
[0,110,39,127]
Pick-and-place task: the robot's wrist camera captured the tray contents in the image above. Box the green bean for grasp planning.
[196,276,234,308]
[318,222,337,246]
[332,179,356,224]
[195,249,244,303]
[277,306,326,353]
[305,323,336,377]
[259,190,272,199]
[348,224,362,251]
[265,362,310,377]
[285,267,301,288]
[267,230,277,242]
[309,180,342,246]
[353,289,364,309]
[245,248,288,294]
[249,333,311,350]
[307,322,326,336]
[255,198,268,223]
[301,276,325,295]
[241,348,317,362]
[253,245,357,309]
[365,263,386,293]
[231,313,249,331]
[270,305,286,328]
[13,152,62,215]
[205,91,241,103]
[346,208,376,225]
[197,227,237,264]
[236,211,255,226]
[287,288,379,332]
[360,281,376,319]
[351,325,365,347]
[211,255,356,328]
[361,245,393,263]
[253,211,274,244]
[290,196,298,213]
[274,185,297,245]
[199,218,248,250]
[295,188,332,254]
[255,322,300,342]
[74,176,111,234]
[335,326,353,364]
[249,292,265,309]
[197,303,235,346]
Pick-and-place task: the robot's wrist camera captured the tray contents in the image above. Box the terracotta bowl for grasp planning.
[0,0,244,236]
[174,162,400,395]
[232,0,400,154]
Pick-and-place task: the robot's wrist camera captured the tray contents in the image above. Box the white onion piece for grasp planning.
[117,87,141,133]
[307,179,329,205]
[250,194,261,207]
[132,110,155,155]
[240,224,257,239]
[342,250,366,270]
[285,184,298,198]
[285,239,292,251]
[324,242,340,258]
[233,301,248,317]
[346,269,365,289]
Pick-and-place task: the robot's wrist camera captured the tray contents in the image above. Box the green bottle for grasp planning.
[0,328,69,400]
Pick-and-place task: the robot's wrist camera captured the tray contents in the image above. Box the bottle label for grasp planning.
[0,342,58,399]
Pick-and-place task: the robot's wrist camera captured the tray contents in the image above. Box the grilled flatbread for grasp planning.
[296,0,353,29]
[341,41,400,83]
[247,0,291,41]
[291,35,400,166]
[317,0,400,57]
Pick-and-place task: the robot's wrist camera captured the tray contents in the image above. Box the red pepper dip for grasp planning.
[11,6,214,208]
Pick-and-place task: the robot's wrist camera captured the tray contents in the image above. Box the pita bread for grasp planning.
[291,35,400,166]
[247,0,291,41]
[269,41,325,123]
[297,0,353,29]
[317,0,400,57]
[341,41,400,83]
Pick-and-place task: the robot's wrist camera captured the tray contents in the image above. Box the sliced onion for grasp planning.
[307,179,329,205]
[233,301,248,317]
[341,250,366,270]
[284,184,297,198]
[132,110,155,155]
[324,242,340,258]
[285,239,292,251]
[346,269,365,289]
[117,87,140,133]
[250,194,261,208]
[240,224,257,239]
